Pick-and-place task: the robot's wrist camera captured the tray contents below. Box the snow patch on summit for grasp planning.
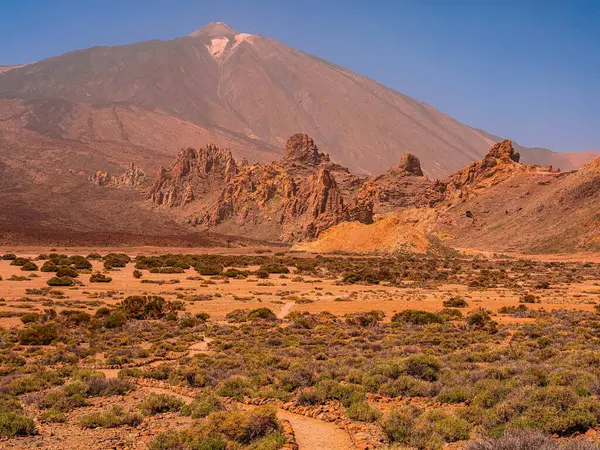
[206,37,230,59]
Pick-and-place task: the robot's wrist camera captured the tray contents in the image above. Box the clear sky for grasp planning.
[1,0,598,152]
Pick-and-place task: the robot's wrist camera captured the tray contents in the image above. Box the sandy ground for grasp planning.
[1,253,599,331]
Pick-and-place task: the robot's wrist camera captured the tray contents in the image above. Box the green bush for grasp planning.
[404,355,442,382]
[56,267,79,278]
[260,263,289,274]
[0,412,37,436]
[247,308,277,321]
[10,257,29,266]
[346,402,381,422]
[79,406,142,428]
[195,263,223,276]
[223,268,248,278]
[41,261,59,272]
[90,273,112,283]
[47,276,74,287]
[392,310,444,325]
[18,323,58,345]
[118,295,183,320]
[21,261,38,271]
[181,395,222,419]
[139,394,184,416]
[443,296,468,308]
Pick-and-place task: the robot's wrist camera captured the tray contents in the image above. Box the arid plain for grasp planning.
[2,246,600,449]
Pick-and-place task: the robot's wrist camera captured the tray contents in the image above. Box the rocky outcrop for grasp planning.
[356,153,442,214]
[397,153,424,176]
[89,162,148,188]
[282,133,330,167]
[441,140,529,202]
[150,135,373,242]
[149,145,238,207]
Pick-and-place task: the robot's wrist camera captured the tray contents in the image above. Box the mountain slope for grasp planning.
[2,22,593,178]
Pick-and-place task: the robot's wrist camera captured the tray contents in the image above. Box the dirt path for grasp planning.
[188,337,214,356]
[138,381,355,449]
[144,386,196,403]
[277,410,354,450]
[277,301,295,319]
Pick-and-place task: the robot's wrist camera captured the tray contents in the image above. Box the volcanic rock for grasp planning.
[90,162,148,188]
[149,145,238,207]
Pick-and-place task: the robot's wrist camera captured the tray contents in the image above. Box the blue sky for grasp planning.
[1,0,598,152]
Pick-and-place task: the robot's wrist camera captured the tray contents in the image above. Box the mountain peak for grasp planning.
[188,22,238,39]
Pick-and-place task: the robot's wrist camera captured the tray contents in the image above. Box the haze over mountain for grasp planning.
[1,22,595,179]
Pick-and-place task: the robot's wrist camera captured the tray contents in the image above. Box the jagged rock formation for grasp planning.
[149,145,238,207]
[356,153,442,214]
[397,153,424,177]
[150,134,373,242]
[441,140,536,202]
[282,133,331,167]
[89,162,148,188]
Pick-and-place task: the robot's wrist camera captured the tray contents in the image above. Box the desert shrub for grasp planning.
[392,310,444,325]
[38,409,66,423]
[60,309,91,326]
[439,308,464,319]
[20,313,42,324]
[404,354,443,382]
[467,308,498,333]
[465,428,598,450]
[38,382,88,412]
[118,295,183,320]
[0,412,37,436]
[195,263,223,276]
[443,296,468,308]
[103,253,131,269]
[103,311,127,328]
[2,253,16,260]
[21,261,38,271]
[255,269,270,279]
[247,308,277,321]
[379,376,433,398]
[79,405,142,428]
[260,263,289,274]
[226,309,249,323]
[218,377,251,400]
[223,268,248,278]
[87,253,102,260]
[10,257,29,266]
[178,315,198,328]
[85,378,134,397]
[47,276,74,286]
[90,273,112,283]
[18,322,58,345]
[69,256,92,270]
[133,269,142,279]
[139,394,184,416]
[345,310,385,327]
[346,402,381,422]
[149,430,227,450]
[40,261,59,272]
[206,407,280,444]
[181,395,222,419]
[380,406,418,443]
[312,380,366,407]
[56,267,79,278]
[195,312,210,322]
[520,293,539,304]
[150,267,185,274]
